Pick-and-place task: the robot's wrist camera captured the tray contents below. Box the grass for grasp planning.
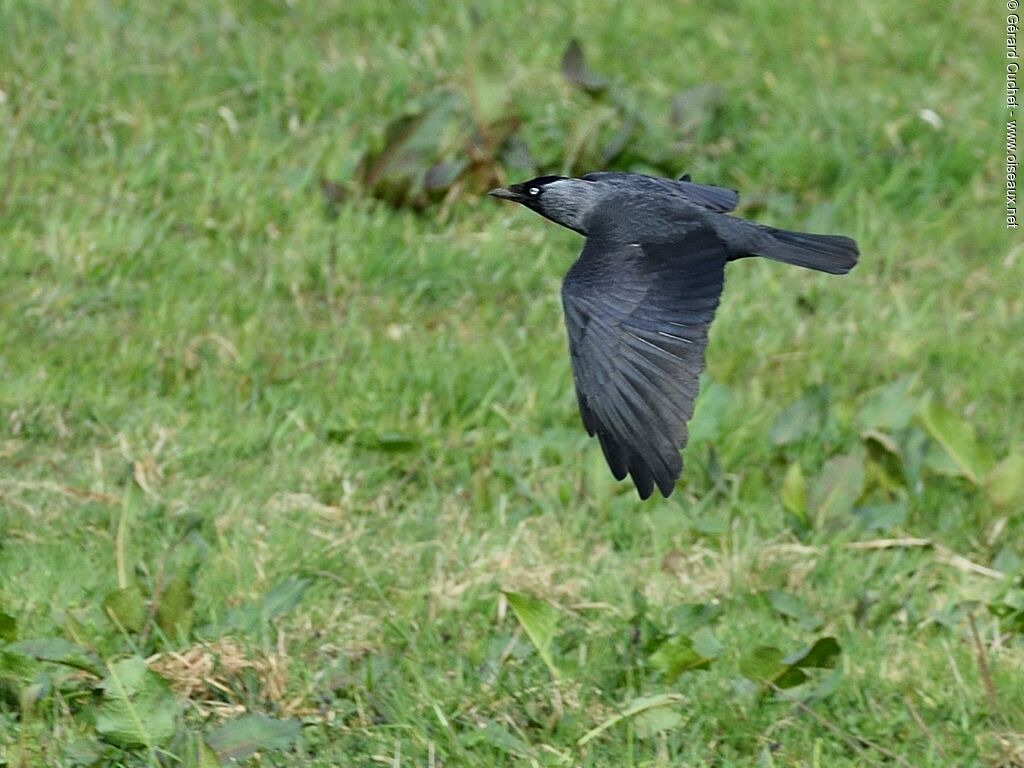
[1,0,1022,765]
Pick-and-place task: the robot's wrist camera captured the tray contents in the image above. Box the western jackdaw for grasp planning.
[489,172,858,499]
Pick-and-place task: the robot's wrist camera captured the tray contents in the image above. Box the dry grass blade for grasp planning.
[844,537,932,550]
[935,548,1006,580]
[769,538,1005,581]
[0,478,119,506]
[902,694,946,759]
[148,638,293,717]
[967,613,1001,719]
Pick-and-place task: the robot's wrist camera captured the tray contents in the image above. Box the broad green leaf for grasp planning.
[691,626,723,659]
[95,656,177,748]
[899,426,930,494]
[924,441,963,476]
[854,502,909,531]
[194,740,221,768]
[577,693,685,746]
[357,91,459,206]
[808,665,844,700]
[61,737,104,766]
[156,571,195,639]
[103,586,147,633]
[811,454,865,519]
[461,721,533,756]
[991,545,1021,575]
[919,399,991,484]
[763,590,805,621]
[739,645,787,684]
[862,429,902,457]
[986,452,1024,508]
[863,429,907,491]
[649,633,717,682]
[633,706,683,738]
[502,591,559,677]
[424,161,468,192]
[769,388,828,446]
[741,638,841,690]
[781,462,807,517]
[857,377,917,431]
[688,380,733,444]
[561,39,609,95]
[774,665,811,689]
[260,577,311,620]
[763,590,823,631]
[0,610,16,642]
[785,637,842,670]
[8,638,105,677]
[499,135,536,177]
[670,602,724,634]
[206,714,301,762]
[224,577,311,632]
[175,733,221,768]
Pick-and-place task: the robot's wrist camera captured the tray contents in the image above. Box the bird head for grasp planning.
[488,175,565,206]
[488,175,599,235]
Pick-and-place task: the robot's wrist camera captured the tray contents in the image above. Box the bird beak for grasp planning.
[488,186,521,201]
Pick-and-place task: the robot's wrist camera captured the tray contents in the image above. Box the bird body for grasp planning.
[489,172,858,499]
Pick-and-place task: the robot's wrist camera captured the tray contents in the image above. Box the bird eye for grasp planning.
[528,187,540,195]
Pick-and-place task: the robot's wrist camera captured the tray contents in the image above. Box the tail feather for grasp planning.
[753,226,859,275]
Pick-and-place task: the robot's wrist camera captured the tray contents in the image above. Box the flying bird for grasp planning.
[489,172,858,499]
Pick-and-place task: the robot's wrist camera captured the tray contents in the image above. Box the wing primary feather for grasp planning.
[560,229,729,498]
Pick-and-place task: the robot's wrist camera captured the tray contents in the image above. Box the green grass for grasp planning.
[1,0,1022,765]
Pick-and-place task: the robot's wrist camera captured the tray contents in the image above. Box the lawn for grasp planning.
[1,0,1022,765]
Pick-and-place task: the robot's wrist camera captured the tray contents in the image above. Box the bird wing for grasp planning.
[675,180,739,213]
[560,227,728,498]
[582,172,739,213]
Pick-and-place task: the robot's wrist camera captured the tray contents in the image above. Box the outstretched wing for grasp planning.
[560,227,729,498]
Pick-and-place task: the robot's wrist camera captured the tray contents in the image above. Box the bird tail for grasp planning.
[752,226,859,275]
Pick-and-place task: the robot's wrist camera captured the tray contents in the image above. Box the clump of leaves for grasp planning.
[772,379,1024,539]
[353,87,525,209]
[0,575,308,765]
[648,630,721,682]
[646,601,724,683]
[495,587,851,749]
[739,636,842,697]
[557,40,727,175]
[342,39,728,210]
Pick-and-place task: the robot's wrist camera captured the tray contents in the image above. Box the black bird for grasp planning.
[489,172,858,499]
